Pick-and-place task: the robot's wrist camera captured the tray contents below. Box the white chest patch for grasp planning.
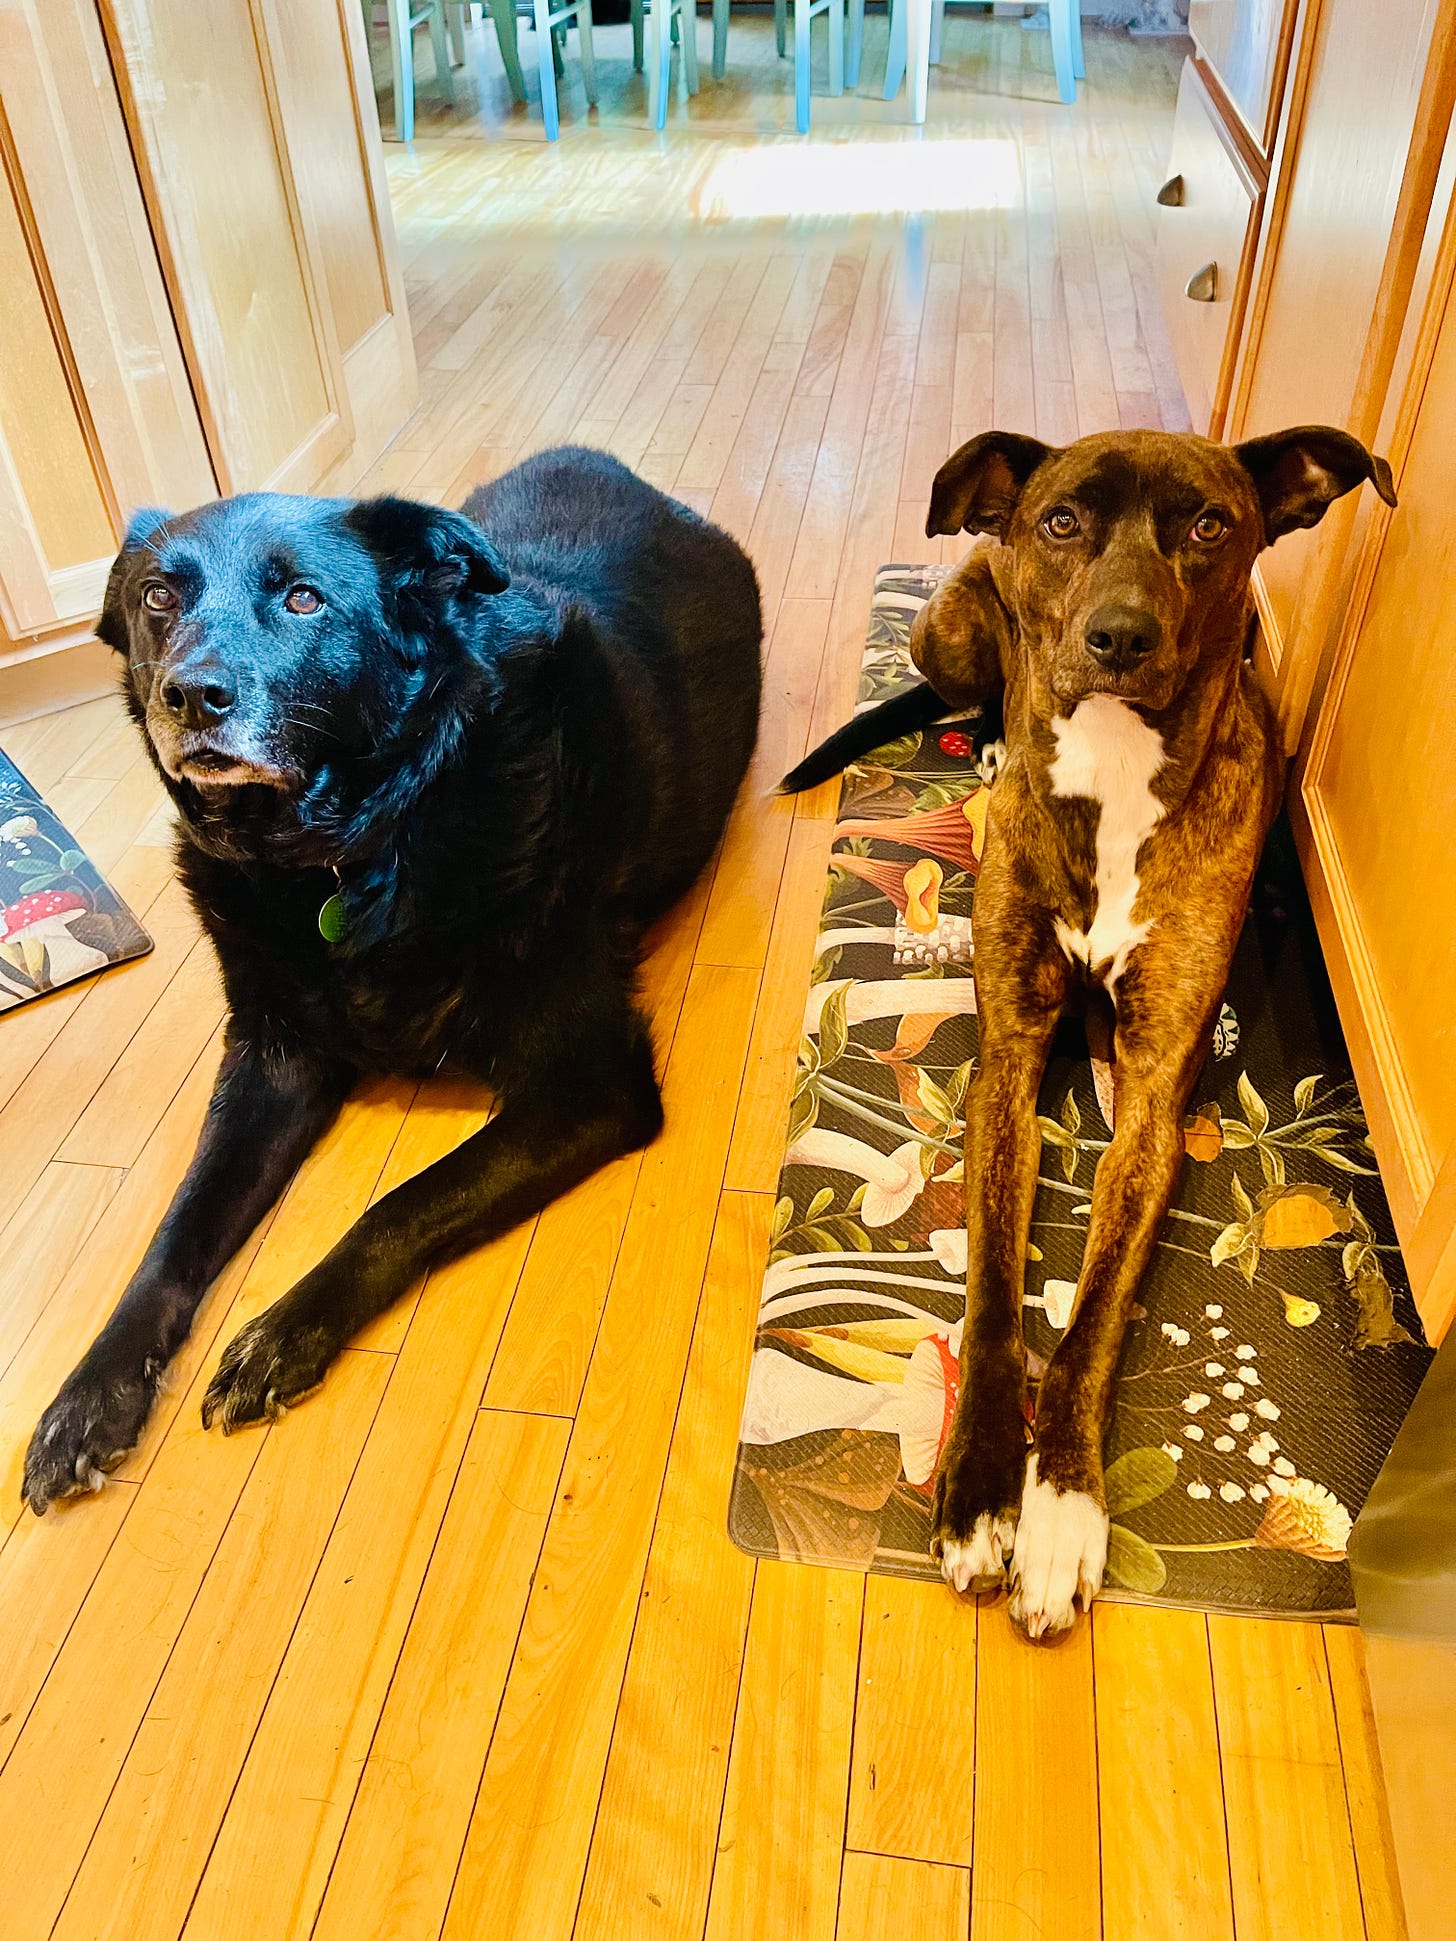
[1047,695,1166,993]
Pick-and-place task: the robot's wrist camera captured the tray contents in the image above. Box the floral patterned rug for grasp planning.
[728,566,1433,1618]
[0,748,152,1011]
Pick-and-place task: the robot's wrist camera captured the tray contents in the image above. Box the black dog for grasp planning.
[24,447,761,1513]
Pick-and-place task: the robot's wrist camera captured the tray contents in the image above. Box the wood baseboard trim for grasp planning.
[0,634,115,728]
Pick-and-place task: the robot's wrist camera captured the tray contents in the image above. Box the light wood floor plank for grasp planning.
[1094,1602,1236,1941]
[971,1597,1101,1941]
[837,1851,971,1941]
[848,1575,977,1868]
[704,1561,863,1941]
[574,1189,766,1941]
[440,964,757,1941]
[1324,1627,1410,1941]
[0,1162,124,1379]
[51,1349,389,1941]
[309,1409,569,1941]
[179,1221,538,1940]
[0,878,208,1228]
[1209,1615,1367,1941]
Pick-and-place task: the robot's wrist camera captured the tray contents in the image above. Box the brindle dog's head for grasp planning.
[926,426,1396,711]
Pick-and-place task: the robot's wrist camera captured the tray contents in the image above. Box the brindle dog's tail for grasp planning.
[779,682,947,793]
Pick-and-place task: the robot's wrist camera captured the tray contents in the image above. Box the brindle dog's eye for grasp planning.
[141,581,178,614]
[285,586,324,615]
[1042,506,1080,539]
[1192,511,1228,544]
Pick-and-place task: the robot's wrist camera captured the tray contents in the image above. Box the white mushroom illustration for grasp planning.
[0,888,106,1000]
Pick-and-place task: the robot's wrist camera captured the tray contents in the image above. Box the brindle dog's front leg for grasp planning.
[1009,970,1218,1637]
[932,903,1067,1591]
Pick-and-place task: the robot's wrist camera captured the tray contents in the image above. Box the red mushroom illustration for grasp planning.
[0,888,106,1005]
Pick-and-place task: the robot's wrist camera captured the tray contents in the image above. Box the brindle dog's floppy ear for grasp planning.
[910,546,1015,709]
[96,507,176,652]
[348,496,511,599]
[1233,426,1398,544]
[926,432,1056,538]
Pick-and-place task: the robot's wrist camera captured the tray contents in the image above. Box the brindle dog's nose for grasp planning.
[160,661,237,727]
[1084,604,1162,672]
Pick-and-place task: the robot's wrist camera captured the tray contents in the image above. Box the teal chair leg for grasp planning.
[828,0,843,94]
[551,22,565,77]
[680,0,699,93]
[487,0,527,100]
[883,0,905,99]
[846,0,864,87]
[386,0,415,137]
[1070,0,1085,78]
[426,0,455,100]
[649,0,671,127]
[774,0,787,58]
[1049,0,1076,103]
[631,0,645,69]
[532,0,560,135]
[577,0,598,104]
[712,0,729,78]
[794,0,809,130]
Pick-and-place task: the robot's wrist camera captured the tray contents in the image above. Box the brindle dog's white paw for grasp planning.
[939,1513,1018,1593]
[1008,1455,1108,1639]
[978,739,1007,787]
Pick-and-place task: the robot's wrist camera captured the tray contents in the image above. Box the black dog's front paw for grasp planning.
[24,1356,162,1514]
[201,1304,338,1433]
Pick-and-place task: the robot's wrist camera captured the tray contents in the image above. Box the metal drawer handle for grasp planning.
[1157,173,1185,206]
[1185,261,1218,303]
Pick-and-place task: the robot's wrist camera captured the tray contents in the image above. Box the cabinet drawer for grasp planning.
[1156,60,1261,438]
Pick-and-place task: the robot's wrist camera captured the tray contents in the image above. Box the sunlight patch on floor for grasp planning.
[696,135,1022,219]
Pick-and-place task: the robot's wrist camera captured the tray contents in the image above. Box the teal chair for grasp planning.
[865,0,1087,113]
[790,0,844,131]
[871,0,1083,113]
[368,0,532,138]
[638,0,841,134]
[524,0,598,136]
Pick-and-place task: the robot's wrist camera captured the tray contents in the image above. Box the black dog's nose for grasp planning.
[1084,604,1162,671]
[159,663,237,727]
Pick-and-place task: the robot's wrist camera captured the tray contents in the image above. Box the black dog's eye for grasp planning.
[1042,506,1080,539]
[285,586,324,615]
[1192,511,1228,544]
[141,582,178,614]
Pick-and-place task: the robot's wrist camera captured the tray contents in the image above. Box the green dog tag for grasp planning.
[318,892,348,944]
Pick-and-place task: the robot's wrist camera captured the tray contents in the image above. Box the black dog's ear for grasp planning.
[1232,426,1397,544]
[96,508,175,652]
[926,432,1056,538]
[120,507,175,551]
[347,497,511,599]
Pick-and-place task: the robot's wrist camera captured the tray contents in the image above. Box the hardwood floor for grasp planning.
[0,18,1409,1940]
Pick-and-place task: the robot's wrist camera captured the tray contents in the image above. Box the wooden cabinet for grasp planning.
[0,0,416,723]
[1159,0,1456,1335]
[0,0,215,717]
[1189,0,1300,153]
[1154,5,1297,439]
[1155,60,1262,437]
[1295,166,1456,1342]
[1228,0,1447,742]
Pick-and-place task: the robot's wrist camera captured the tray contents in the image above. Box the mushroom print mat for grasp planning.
[0,748,152,1012]
[728,566,1434,1619]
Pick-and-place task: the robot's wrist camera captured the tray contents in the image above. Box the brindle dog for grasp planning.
[793,425,1394,1635]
